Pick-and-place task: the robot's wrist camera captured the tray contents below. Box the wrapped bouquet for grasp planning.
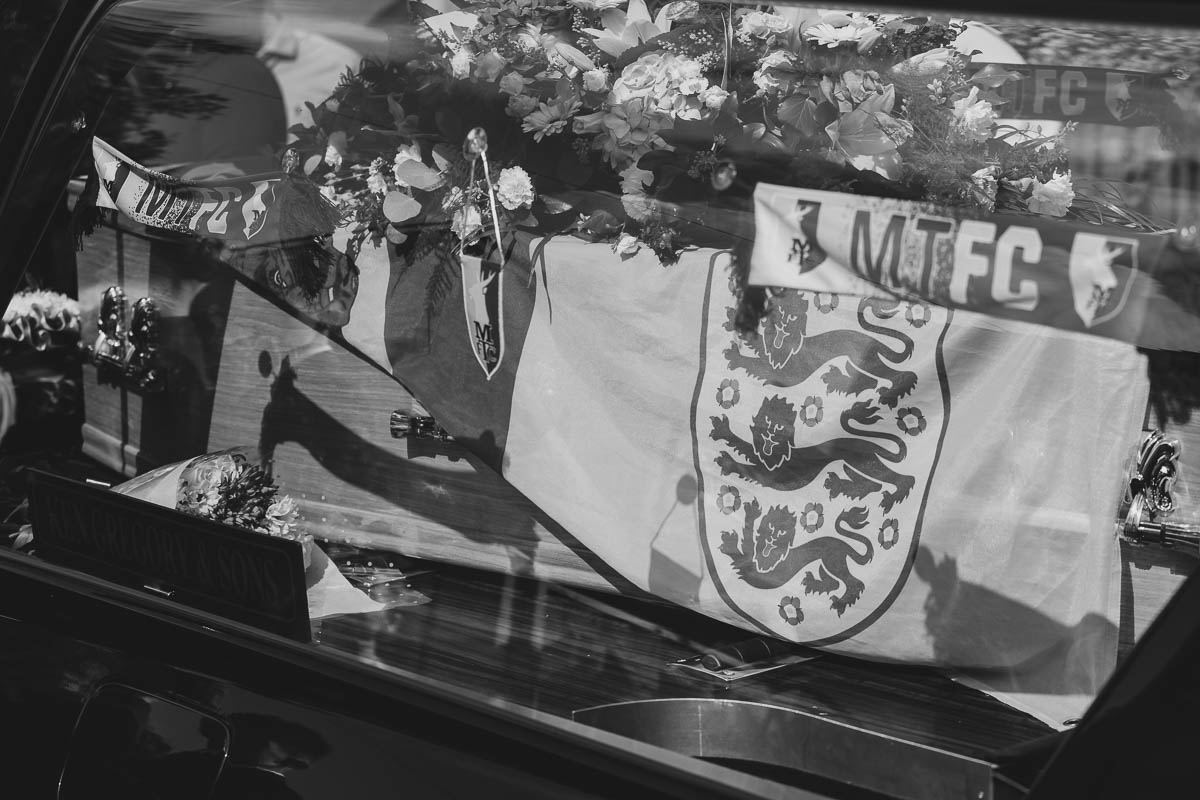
[114,446,315,567]
[110,447,387,619]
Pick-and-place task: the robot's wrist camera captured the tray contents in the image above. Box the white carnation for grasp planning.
[1027,171,1074,217]
[619,164,654,195]
[495,166,535,210]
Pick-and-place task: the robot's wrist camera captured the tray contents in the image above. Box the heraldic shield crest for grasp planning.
[694,270,951,645]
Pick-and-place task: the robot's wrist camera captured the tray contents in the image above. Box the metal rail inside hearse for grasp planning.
[3,1,1200,798]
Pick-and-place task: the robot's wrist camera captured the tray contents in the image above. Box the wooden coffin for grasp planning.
[77,215,611,591]
[76,214,1197,657]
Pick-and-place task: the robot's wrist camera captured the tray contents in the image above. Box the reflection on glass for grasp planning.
[8,2,1200,796]
[58,684,228,800]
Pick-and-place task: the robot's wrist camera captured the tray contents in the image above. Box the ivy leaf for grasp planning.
[383,192,422,223]
[857,85,895,115]
[826,110,895,156]
[778,96,820,137]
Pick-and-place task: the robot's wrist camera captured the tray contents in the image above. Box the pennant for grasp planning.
[92,137,287,244]
[460,253,504,379]
[748,183,1200,352]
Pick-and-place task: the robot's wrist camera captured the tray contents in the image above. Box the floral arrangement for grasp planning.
[177,449,312,563]
[289,2,1168,283]
[2,290,81,351]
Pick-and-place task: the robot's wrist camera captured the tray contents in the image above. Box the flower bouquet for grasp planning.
[110,446,388,618]
[289,0,1173,291]
[114,446,315,567]
[0,290,83,451]
[2,290,81,353]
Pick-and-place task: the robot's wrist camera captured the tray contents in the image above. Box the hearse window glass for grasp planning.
[0,0,68,139]
[6,1,1200,797]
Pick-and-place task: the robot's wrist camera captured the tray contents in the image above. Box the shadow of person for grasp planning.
[913,545,1118,697]
[258,352,641,592]
[212,712,330,800]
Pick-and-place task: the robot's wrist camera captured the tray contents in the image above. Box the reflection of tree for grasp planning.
[85,25,262,168]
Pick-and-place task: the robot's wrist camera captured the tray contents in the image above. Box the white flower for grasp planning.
[738,11,791,39]
[700,85,729,110]
[450,49,474,80]
[367,172,388,195]
[475,50,508,82]
[495,166,535,210]
[753,50,797,95]
[265,495,298,539]
[583,68,609,93]
[678,76,708,96]
[392,143,422,175]
[498,71,528,96]
[952,87,997,143]
[613,233,640,258]
[323,143,342,170]
[521,99,581,141]
[1027,171,1074,217]
[619,164,654,195]
[804,21,872,48]
[452,204,483,240]
[621,191,655,221]
[673,59,703,81]
[970,166,998,210]
[506,94,539,118]
[267,495,297,520]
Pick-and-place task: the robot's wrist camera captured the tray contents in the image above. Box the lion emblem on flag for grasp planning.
[696,283,950,643]
[724,293,919,408]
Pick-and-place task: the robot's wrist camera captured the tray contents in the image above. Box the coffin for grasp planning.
[75,208,1197,665]
[76,211,611,591]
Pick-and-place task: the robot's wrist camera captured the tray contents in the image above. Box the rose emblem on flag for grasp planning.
[696,281,950,644]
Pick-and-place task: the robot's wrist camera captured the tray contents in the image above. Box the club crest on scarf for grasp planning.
[696,278,950,644]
